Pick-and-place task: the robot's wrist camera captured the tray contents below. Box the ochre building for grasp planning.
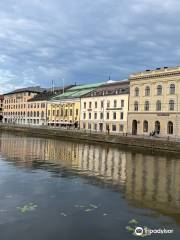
[128,66,180,137]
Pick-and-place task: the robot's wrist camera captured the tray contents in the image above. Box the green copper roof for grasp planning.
[52,88,96,100]
[51,82,106,100]
[69,82,104,91]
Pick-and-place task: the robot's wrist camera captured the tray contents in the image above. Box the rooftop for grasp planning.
[4,86,45,95]
[130,66,180,80]
[81,80,129,98]
[28,85,74,102]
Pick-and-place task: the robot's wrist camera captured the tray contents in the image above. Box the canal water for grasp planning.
[0,132,180,240]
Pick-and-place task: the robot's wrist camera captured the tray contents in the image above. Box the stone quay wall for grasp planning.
[0,124,180,153]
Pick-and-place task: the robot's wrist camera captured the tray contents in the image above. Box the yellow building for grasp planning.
[47,99,80,127]
[128,66,180,137]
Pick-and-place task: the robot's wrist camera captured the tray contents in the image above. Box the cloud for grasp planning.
[0,0,179,93]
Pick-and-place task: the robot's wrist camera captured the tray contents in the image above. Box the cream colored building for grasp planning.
[3,87,43,124]
[128,66,180,137]
[80,81,129,133]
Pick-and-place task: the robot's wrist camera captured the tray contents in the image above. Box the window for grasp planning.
[94,123,97,131]
[106,112,109,119]
[95,102,97,108]
[83,113,86,119]
[76,109,78,115]
[121,100,124,108]
[65,109,68,116]
[170,84,175,94]
[112,125,116,131]
[169,100,175,111]
[167,121,173,134]
[113,112,116,120]
[156,100,161,111]
[145,86,150,96]
[89,112,91,119]
[107,100,110,108]
[144,101,149,111]
[134,101,138,111]
[135,87,139,96]
[114,100,117,108]
[94,112,97,119]
[84,102,86,109]
[120,112,124,119]
[143,120,148,132]
[100,112,103,119]
[101,101,104,108]
[89,102,92,108]
[157,85,162,95]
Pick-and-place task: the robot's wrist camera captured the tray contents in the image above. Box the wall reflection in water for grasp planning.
[0,132,180,221]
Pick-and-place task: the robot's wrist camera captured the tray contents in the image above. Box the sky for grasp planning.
[0,0,180,93]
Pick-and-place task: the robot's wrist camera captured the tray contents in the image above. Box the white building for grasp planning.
[80,81,129,133]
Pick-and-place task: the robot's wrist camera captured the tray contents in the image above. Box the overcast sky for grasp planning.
[0,0,180,93]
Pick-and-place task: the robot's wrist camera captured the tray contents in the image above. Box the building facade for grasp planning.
[128,66,180,137]
[80,81,129,133]
[3,87,44,124]
[26,87,72,126]
[47,99,80,127]
[0,95,4,122]
[47,83,104,128]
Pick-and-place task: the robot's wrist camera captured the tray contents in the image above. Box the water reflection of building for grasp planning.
[0,132,180,221]
[0,133,127,187]
[125,152,180,216]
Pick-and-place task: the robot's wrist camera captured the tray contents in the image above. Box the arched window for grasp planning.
[155,121,160,134]
[157,85,162,95]
[167,121,173,135]
[145,86,150,96]
[169,100,175,111]
[170,84,175,94]
[156,100,161,111]
[143,120,148,133]
[144,101,149,111]
[135,87,139,97]
[134,101,138,111]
